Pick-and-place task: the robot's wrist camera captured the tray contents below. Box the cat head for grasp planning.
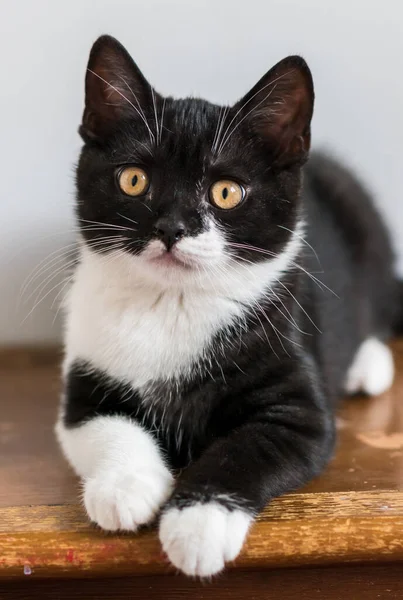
[76,35,313,288]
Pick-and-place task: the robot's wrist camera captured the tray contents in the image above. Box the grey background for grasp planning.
[1,0,401,344]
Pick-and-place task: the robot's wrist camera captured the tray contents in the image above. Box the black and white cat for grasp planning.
[56,35,402,577]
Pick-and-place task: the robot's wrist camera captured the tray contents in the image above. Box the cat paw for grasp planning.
[159,502,252,577]
[84,467,174,531]
[345,338,394,396]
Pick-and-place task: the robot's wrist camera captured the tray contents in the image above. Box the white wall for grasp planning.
[1,0,402,344]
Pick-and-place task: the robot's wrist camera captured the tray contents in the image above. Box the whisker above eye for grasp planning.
[87,69,155,144]
[217,83,278,155]
[211,105,230,153]
[215,71,292,156]
[211,106,223,152]
[159,97,166,146]
[151,86,159,144]
[119,75,151,136]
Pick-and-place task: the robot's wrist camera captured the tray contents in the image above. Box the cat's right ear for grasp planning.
[80,35,157,141]
[234,56,314,167]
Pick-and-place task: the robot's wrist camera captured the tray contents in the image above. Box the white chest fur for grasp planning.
[64,234,301,389]
[65,260,242,388]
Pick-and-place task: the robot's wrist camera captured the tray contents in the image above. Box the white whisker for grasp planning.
[277,225,322,270]
[151,86,159,144]
[88,69,155,143]
[212,106,229,153]
[159,97,166,145]
[276,278,321,333]
[116,213,138,228]
[79,218,133,232]
[227,241,338,297]
[19,243,78,301]
[216,71,292,155]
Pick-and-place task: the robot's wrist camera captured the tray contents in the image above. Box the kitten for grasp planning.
[56,35,402,577]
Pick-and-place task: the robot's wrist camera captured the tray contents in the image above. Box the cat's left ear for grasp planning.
[236,56,314,166]
[80,35,160,141]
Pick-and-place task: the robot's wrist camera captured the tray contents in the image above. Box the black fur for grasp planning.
[63,35,401,518]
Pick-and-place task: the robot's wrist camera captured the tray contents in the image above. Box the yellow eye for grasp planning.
[118,166,149,196]
[210,180,244,209]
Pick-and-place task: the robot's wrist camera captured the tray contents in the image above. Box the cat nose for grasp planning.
[154,218,186,251]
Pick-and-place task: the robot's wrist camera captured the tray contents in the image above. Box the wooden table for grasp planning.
[1,343,403,598]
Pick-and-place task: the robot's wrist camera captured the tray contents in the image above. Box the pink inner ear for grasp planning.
[86,61,133,119]
[267,73,312,131]
[249,64,313,163]
[82,65,133,139]
[81,37,155,139]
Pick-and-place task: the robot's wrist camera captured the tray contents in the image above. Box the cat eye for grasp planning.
[117,166,150,196]
[209,180,245,210]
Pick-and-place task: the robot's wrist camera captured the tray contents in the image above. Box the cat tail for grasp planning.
[394,279,403,335]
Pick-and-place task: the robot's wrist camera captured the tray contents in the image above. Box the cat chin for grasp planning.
[148,252,193,271]
[140,261,212,290]
[130,238,226,288]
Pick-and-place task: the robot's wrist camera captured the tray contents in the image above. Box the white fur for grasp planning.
[345,337,394,396]
[55,415,173,531]
[59,221,301,534]
[159,502,252,577]
[63,222,302,388]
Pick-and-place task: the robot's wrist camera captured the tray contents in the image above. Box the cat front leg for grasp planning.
[56,365,174,531]
[159,374,334,576]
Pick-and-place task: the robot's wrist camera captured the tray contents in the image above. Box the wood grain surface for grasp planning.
[1,341,403,582]
[1,565,403,600]
[1,492,403,578]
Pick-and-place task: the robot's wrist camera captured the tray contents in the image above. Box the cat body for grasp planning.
[56,35,401,576]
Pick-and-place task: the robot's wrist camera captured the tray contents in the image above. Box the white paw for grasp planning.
[84,467,174,531]
[345,338,394,396]
[159,502,252,577]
